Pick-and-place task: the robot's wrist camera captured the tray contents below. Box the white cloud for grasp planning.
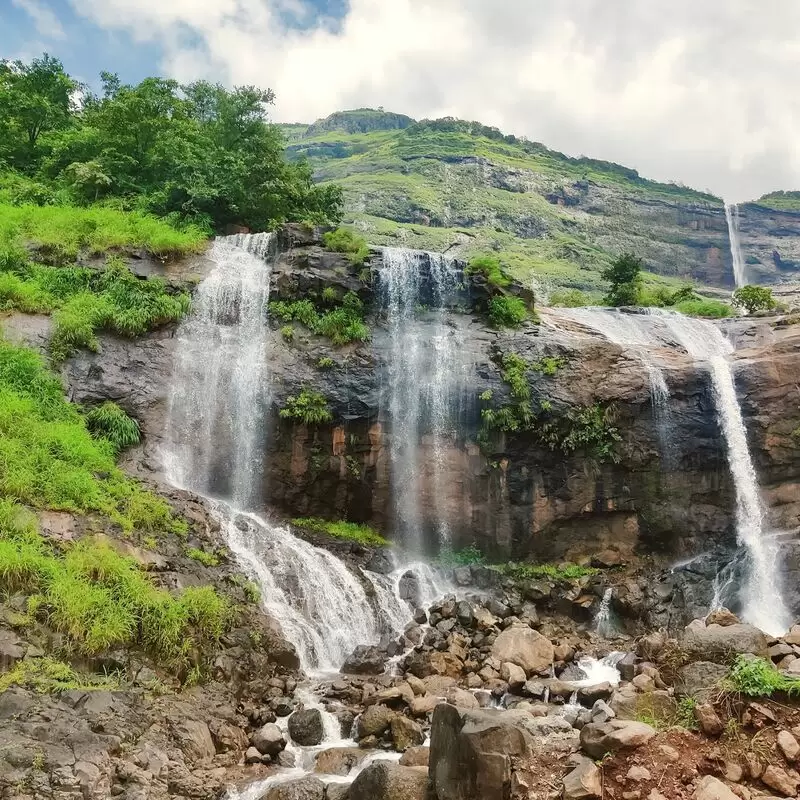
[12,0,66,40]
[67,0,800,201]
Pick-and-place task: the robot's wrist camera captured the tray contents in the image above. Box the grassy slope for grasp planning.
[280,114,727,295]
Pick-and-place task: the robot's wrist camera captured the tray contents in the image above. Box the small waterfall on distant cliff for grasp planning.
[165,234,432,675]
[594,588,616,637]
[725,203,747,288]
[379,247,467,552]
[653,310,790,635]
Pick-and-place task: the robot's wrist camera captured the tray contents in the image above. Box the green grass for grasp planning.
[0,656,120,693]
[0,257,192,361]
[488,295,528,328]
[0,202,207,259]
[466,255,511,288]
[0,500,230,664]
[291,517,390,547]
[279,389,333,425]
[673,298,732,318]
[0,338,184,533]
[493,562,600,581]
[322,227,370,265]
[724,655,800,697]
[85,402,140,453]
[270,291,369,346]
[186,547,220,567]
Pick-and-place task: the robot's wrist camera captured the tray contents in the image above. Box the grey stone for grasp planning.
[288,708,324,746]
[579,720,656,759]
[348,761,428,800]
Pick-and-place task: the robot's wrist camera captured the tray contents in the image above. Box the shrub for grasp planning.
[725,655,800,697]
[322,227,370,265]
[732,285,777,314]
[279,389,333,424]
[321,286,338,304]
[602,252,643,307]
[674,299,732,318]
[488,295,527,328]
[85,402,140,453]
[270,292,369,345]
[280,325,294,342]
[0,657,119,693]
[186,547,220,567]
[466,255,510,288]
[317,357,335,370]
[291,517,389,547]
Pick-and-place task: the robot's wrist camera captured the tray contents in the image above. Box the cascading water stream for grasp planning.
[725,203,747,288]
[378,247,467,551]
[651,310,790,635]
[164,235,431,674]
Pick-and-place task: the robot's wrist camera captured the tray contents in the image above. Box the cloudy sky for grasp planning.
[3,0,799,201]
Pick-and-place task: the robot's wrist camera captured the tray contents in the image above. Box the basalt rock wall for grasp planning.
[47,227,800,570]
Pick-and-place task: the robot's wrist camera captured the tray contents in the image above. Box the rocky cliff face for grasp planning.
[47,228,800,605]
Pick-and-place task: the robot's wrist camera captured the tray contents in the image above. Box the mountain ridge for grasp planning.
[278,109,800,294]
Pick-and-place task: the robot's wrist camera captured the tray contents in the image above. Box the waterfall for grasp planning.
[652,310,790,635]
[165,232,274,509]
[593,588,615,637]
[164,234,428,674]
[725,203,747,288]
[378,247,467,552]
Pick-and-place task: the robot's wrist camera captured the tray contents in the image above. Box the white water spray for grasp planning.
[379,247,467,551]
[653,310,790,635]
[593,588,616,638]
[725,203,747,288]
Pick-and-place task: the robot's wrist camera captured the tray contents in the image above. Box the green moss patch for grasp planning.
[291,517,389,547]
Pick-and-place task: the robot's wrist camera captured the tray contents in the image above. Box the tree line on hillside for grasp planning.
[0,54,342,232]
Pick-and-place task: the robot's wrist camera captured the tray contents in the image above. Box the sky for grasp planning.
[3,0,800,202]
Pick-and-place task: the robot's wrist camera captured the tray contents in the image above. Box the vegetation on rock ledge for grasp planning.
[291,517,389,547]
[270,290,369,346]
[279,389,333,425]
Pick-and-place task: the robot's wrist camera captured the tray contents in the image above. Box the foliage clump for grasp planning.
[673,298,732,318]
[550,289,591,308]
[270,291,369,346]
[732,285,777,314]
[0,656,119,694]
[0,339,183,533]
[279,389,333,425]
[602,252,643,306]
[488,295,527,328]
[85,402,140,453]
[0,501,231,665]
[466,255,511,288]
[291,517,389,547]
[322,227,370,265]
[725,655,800,697]
[186,547,220,567]
[436,545,486,568]
[0,55,343,230]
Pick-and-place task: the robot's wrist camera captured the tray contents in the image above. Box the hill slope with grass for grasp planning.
[281,110,800,295]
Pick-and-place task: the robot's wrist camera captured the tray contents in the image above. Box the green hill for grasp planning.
[279,110,800,295]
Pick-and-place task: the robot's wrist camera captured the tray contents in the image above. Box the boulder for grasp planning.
[429,705,546,800]
[444,687,479,709]
[264,776,325,800]
[399,746,429,767]
[315,747,367,776]
[251,723,287,757]
[348,761,428,800]
[409,695,442,717]
[391,717,425,751]
[405,650,463,679]
[579,720,656,759]
[170,719,215,762]
[777,730,800,761]
[693,775,739,800]
[694,703,724,737]
[342,645,388,675]
[704,608,740,627]
[357,705,393,738]
[288,708,324,746]
[491,626,554,676]
[762,765,799,796]
[682,620,769,661]
[563,757,602,799]
[674,662,730,701]
[500,662,526,691]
